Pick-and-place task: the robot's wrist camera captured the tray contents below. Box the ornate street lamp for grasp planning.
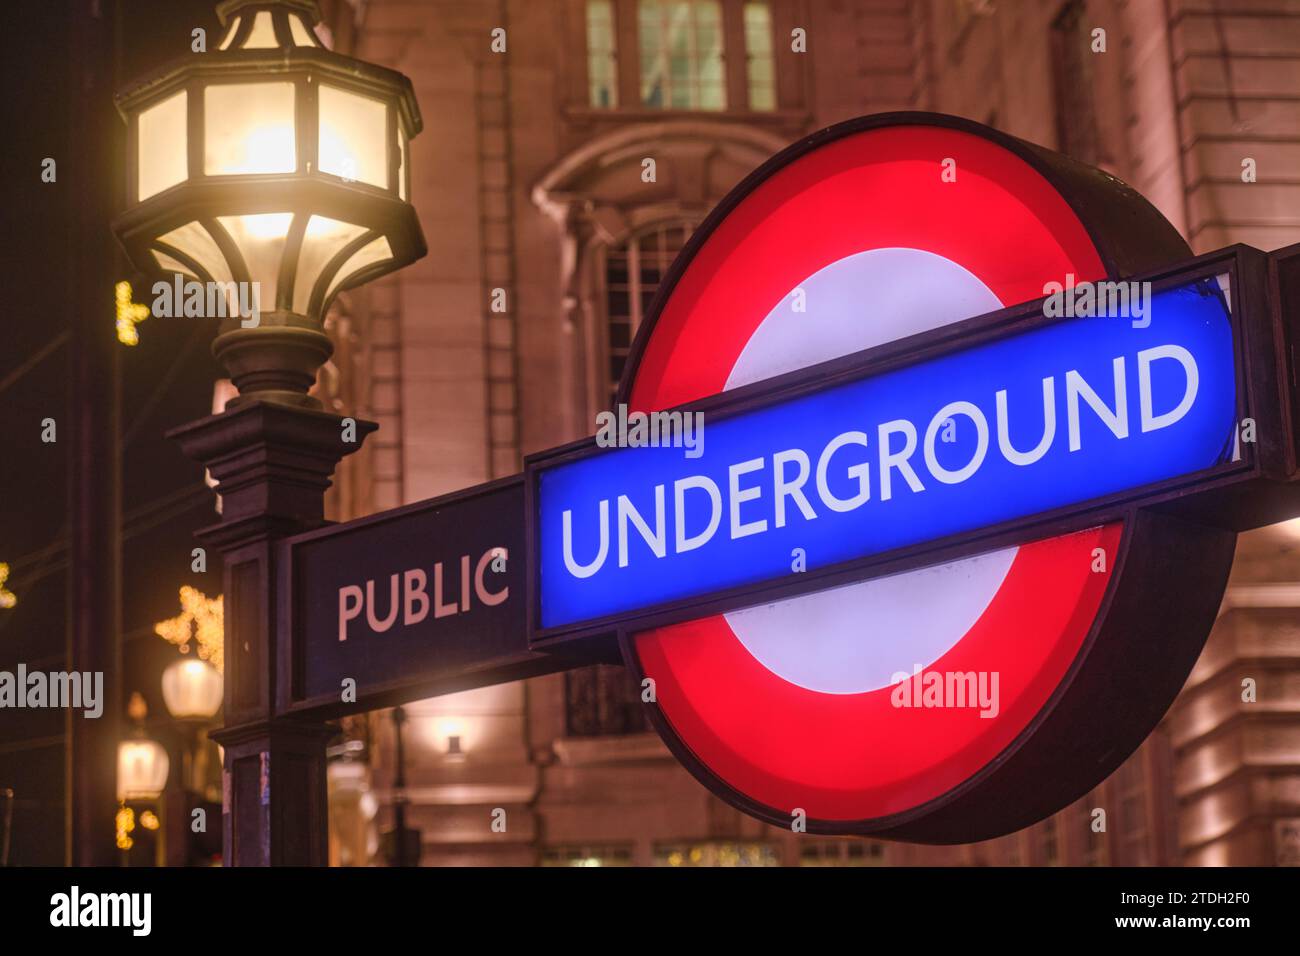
[118,0,430,867]
[162,657,224,822]
[117,740,171,801]
[111,0,425,407]
[117,694,170,801]
[161,658,224,720]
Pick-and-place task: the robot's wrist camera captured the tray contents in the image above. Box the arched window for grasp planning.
[531,120,788,430]
[599,220,696,403]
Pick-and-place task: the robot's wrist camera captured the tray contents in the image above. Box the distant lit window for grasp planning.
[587,0,619,107]
[800,840,886,866]
[542,844,634,866]
[743,2,775,110]
[603,221,693,401]
[655,841,779,866]
[639,0,725,110]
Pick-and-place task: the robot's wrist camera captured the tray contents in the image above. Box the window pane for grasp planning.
[697,1,724,109]
[603,223,692,401]
[639,0,666,106]
[745,2,776,111]
[638,0,725,110]
[586,0,618,107]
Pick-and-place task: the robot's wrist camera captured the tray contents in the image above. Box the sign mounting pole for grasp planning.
[169,404,375,866]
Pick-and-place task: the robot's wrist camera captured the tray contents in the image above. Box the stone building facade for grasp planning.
[315,0,1300,866]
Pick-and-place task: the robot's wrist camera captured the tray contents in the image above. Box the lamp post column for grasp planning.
[170,401,374,866]
[112,0,425,863]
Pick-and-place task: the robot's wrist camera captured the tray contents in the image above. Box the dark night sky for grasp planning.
[0,0,237,862]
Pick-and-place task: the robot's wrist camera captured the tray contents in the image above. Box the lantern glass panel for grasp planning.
[154,245,240,316]
[153,250,198,280]
[245,10,279,48]
[293,216,368,314]
[324,235,393,303]
[289,14,318,47]
[217,212,294,305]
[156,220,235,286]
[398,127,408,200]
[205,82,297,176]
[137,89,188,201]
[318,84,388,189]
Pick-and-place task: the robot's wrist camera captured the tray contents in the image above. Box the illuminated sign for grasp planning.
[527,114,1300,841]
[537,275,1237,630]
[272,111,1300,843]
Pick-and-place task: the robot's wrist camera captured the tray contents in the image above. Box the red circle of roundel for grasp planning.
[624,123,1124,824]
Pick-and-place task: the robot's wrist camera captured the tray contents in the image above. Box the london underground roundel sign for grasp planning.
[526,113,1296,842]
[609,114,1240,842]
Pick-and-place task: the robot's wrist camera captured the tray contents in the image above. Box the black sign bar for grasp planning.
[276,475,569,719]
[523,245,1300,650]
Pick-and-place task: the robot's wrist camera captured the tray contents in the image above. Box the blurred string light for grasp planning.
[115,280,150,346]
[115,805,135,851]
[0,563,15,609]
[155,586,224,674]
